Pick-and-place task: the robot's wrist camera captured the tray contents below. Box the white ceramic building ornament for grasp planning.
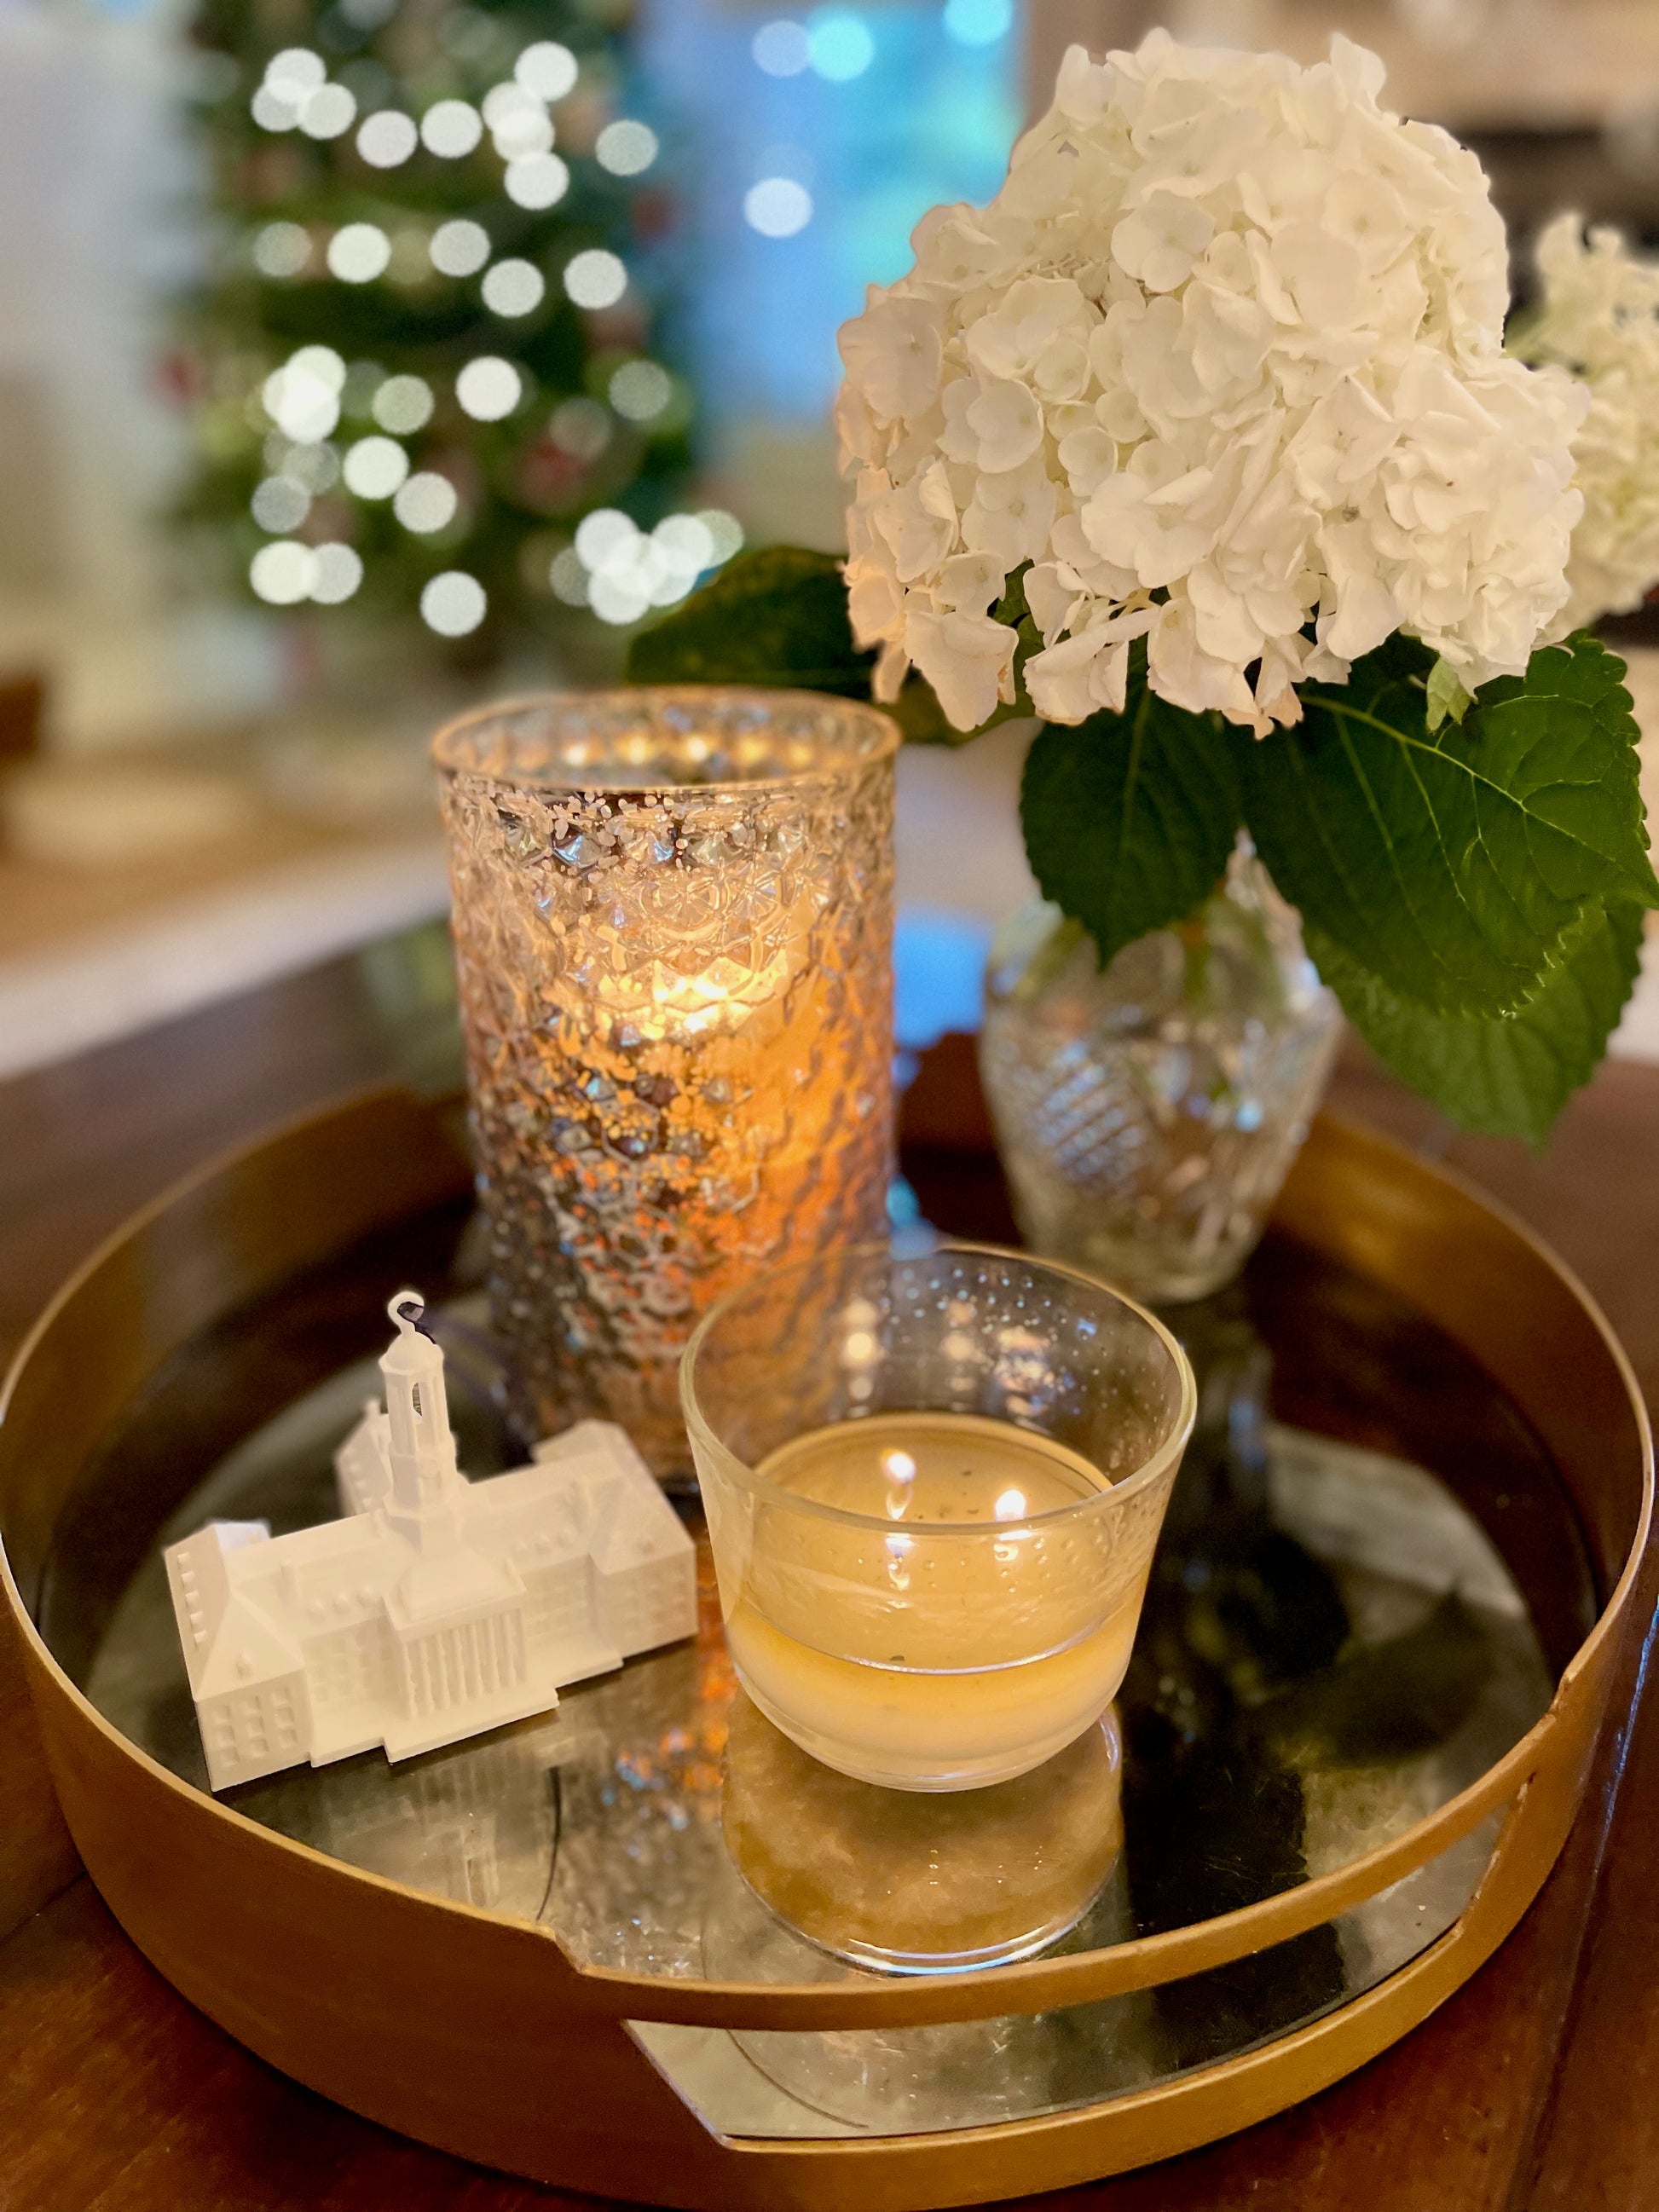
[165,1291,697,1792]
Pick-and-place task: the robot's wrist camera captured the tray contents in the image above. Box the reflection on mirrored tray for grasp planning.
[83,1306,1550,2138]
[637,1799,1507,2139]
[720,1699,1126,1974]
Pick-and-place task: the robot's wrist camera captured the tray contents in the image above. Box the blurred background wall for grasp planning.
[0,3,278,754]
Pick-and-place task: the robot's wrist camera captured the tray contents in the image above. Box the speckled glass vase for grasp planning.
[435,688,899,1476]
[979,846,1341,1307]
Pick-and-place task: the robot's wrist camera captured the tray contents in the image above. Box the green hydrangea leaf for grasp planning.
[1309,903,1645,1146]
[625,543,1033,744]
[625,546,872,695]
[1241,633,1659,1020]
[1021,650,1244,970]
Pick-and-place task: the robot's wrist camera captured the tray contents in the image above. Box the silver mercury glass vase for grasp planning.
[979,842,1341,1306]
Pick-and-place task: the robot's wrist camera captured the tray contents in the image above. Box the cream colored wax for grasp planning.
[726,1412,1141,1792]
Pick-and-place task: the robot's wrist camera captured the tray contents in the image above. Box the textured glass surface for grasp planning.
[436,689,898,1474]
[87,1303,1552,2140]
[980,849,1342,1304]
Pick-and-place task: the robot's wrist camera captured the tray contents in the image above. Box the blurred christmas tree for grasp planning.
[176,0,740,665]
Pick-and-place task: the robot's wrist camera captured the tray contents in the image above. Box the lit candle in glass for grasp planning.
[683,1244,1195,1792]
[435,688,899,1476]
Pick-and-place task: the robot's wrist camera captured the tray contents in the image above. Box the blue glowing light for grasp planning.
[639,0,1024,425]
[943,0,1013,46]
[753,19,811,76]
[807,8,876,80]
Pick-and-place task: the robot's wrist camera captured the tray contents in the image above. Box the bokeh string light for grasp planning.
[504,152,570,209]
[372,376,433,435]
[342,436,409,499]
[262,349,344,442]
[356,109,418,168]
[942,0,1014,44]
[327,223,391,282]
[609,361,673,421]
[455,356,523,421]
[421,570,488,635]
[558,507,743,624]
[805,10,875,82]
[490,98,555,159]
[419,99,483,157]
[563,248,627,309]
[251,538,363,604]
[253,222,311,277]
[311,543,366,602]
[251,476,310,533]
[751,11,885,81]
[395,472,460,534]
[214,10,735,644]
[596,120,658,176]
[752,20,811,76]
[300,84,357,140]
[516,40,580,101]
[744,176,813,237]
[430,220,491,277]
[550,396,611,459]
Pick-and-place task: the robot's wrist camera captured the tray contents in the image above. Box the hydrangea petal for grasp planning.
[831,27,1581,731]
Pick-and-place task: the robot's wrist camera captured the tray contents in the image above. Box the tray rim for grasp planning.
[1,1088,1650,2206]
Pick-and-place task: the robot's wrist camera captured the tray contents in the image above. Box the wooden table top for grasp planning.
[2,943,1656,2212]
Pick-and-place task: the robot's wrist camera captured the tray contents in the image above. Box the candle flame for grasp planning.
[993,1487,1027,1522]
[882,1447,916,1521]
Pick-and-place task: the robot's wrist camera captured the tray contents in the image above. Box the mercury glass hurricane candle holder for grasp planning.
[435,688,899,1476]
[682,1242,1197,1793]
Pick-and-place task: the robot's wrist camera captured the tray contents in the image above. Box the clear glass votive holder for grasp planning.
[682,1243,1197,1792]
[435,688,899,1476]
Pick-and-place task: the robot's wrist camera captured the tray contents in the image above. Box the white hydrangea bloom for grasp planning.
[835,32,1587,734]
[1513,215,1659,638]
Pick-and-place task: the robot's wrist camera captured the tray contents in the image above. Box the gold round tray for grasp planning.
[1,1091,1650,2209]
